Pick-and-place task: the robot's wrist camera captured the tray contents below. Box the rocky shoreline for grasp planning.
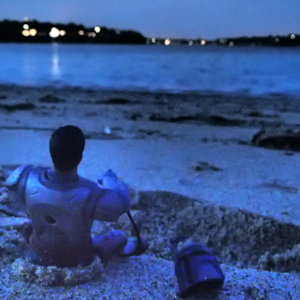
[1,187,300,299]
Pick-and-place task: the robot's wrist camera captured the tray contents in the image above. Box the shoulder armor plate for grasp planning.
[5,165,32,187]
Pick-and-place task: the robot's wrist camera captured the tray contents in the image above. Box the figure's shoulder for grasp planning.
[5,164,32,187]
[79,176,101,191]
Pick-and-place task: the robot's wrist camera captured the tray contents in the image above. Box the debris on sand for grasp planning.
[252,129,300,151]
[103,98,130,105]
[207,115,244,127]
[39,95,66,104]
[192,161,223,172]
[0,103,36,112]
[148,113,245,127]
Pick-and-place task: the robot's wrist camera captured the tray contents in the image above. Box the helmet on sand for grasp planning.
[170,236,225,299]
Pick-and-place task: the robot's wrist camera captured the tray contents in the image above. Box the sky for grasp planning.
[1,0,300,39]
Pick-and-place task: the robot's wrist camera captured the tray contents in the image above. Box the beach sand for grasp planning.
[1,84,300,299]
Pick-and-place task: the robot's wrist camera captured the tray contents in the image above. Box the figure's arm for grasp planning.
[92,169,132,222]
[1,165,31,192]
[0,165,32,218]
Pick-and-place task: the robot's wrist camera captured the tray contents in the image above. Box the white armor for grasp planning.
[17,166,102,264]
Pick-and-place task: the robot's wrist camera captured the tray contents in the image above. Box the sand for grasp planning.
[1,84,300,299]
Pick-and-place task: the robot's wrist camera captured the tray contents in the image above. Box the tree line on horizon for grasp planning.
[0,19,299,46]
[0,19,146,44]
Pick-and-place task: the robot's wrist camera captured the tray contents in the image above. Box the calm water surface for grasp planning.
[0,43,299,95]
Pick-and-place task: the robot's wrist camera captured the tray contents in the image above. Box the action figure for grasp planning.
[3,125,148,267]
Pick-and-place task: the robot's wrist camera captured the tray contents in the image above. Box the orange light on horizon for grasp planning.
[200,40,206,45]
[22,30,30,37]
[59,30,66,36]
[164,38,171,45]
[78,30,85,36]
[29,29,37,36]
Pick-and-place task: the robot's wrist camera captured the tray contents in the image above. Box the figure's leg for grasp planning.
[92,230,128,263]
[19,223,53,266]
[21,222,33,243]
[92,230,148,264]
[119,236,148,257]
[25,248,53,267]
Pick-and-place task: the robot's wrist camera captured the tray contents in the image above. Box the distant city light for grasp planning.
[29,29,37,36]
[22,30,30,37]
[200,40,206,45]
[23,17,29,22]
[152,38,156,43]
[94,26,101,33]
[275,38,279,43]
[229,41,234,47]
[23,24,29,30]
[219,38,226,44]
[78,30,85,36]
[189,41,193,46]
[88,32,96,37]
[291,34,296,39]
[164,38,171,45]
[49,27,60,38]
[59,30,66,36]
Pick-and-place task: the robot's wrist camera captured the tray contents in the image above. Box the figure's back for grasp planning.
[19,166,101,265]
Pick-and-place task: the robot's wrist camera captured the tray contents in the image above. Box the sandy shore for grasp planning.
[1,84,300,299]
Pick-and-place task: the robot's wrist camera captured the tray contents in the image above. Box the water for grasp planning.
[0,43,299,95]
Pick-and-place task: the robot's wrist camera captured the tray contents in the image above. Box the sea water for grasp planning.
[0,43,299,95]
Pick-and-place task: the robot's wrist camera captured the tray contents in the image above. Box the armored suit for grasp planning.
[9,165,131,267]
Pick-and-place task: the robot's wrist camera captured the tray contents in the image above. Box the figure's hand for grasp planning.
[98,169,118,186]
[98,169,128,194]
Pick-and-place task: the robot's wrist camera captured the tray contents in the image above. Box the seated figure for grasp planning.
[4,125,147,267]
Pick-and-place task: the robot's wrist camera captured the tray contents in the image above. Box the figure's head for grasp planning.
[49,125,85,172]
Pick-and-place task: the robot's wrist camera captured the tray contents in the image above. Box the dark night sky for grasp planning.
[1,0,300,39]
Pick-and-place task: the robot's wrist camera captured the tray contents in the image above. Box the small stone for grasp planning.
[104,126,111,134]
